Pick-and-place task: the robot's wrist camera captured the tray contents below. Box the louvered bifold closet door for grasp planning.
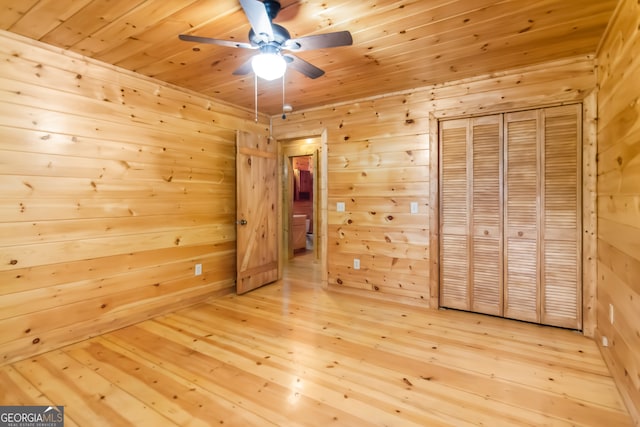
[440,116,502,314]
[504,110,540,323]
[541,105,582,329]
[440,119,470,310]
[470,116,503,315]
[441,107,580,328]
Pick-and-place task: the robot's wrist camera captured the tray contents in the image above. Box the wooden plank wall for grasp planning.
[273,55,596,311]
[595,0,640,421]
[0,30,269,366]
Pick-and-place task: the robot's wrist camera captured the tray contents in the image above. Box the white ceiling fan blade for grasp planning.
[285,31,353,51]
[239,0,274,42]
[178,34,255,49]
[284,54,325,79]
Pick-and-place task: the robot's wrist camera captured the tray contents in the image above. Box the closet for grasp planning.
[439,104,582,329]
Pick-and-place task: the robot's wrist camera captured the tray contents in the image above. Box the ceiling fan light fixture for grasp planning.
[251,51,286,81]
[179,0,354,81]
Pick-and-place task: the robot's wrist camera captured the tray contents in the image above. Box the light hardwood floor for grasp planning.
[0,252,632,426]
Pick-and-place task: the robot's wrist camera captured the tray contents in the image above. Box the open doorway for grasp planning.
[290,155,314,257]
[280,137,322,265]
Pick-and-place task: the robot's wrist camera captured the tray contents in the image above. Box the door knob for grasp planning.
[237,219,247,226]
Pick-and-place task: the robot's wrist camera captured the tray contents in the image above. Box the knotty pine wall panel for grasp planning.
[274,55,596,308]
[0,31,269,365]
[595,0,640,421]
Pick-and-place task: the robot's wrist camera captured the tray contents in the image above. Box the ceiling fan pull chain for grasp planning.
[281,70,287,120]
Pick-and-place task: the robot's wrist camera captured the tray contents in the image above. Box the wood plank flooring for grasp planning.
[0,252,632,426]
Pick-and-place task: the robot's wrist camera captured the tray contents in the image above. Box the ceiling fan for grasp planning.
[178,0,353,81]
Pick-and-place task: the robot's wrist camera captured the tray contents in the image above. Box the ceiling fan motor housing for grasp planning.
[249,23,290,48]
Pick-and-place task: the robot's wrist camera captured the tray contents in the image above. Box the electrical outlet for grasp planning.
[195,263,202,276]
[410,201,419,214]
[609,304,614,324]
[602,336,609,347]
[353,258,360,270]
[337,202,345,212]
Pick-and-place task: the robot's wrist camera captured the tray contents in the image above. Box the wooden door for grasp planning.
[236,131,278,294]
[540,105,582,329]
[470,115,503,316]
[440,119,470,311]
[503,106,582,328]
[440,115,502,316]
[504,110,540,323]
[440,106,581,329]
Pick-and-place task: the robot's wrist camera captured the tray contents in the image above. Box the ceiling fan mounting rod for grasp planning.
[262,1,281,21]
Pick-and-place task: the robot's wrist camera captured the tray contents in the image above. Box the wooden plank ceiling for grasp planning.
[0,0,617,115]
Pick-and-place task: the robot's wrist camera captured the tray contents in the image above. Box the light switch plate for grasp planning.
[410,202,419,214]
[337,202,345,212]
[195,264,202,276]
[353,258,360,270]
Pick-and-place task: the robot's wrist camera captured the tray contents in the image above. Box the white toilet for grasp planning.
[305,219,313,250]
